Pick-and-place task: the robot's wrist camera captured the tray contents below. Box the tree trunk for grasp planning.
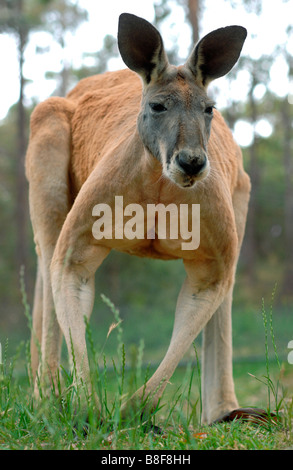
[15,0,29,280]
[187,0,200,44]
[281,96,293,297]
[242,79,260,282]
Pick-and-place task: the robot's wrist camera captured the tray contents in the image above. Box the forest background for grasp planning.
[0,0,292,367]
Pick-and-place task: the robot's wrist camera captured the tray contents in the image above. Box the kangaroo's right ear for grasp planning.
[118,13,169,85]
[186,26,247,88]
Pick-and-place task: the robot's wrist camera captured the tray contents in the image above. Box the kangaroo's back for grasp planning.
[67,69,142,193]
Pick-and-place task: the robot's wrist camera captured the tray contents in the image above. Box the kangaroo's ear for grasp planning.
[118,13,169,85]
[186,26,247,88]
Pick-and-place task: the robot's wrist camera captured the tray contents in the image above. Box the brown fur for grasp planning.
[26,15,251,424]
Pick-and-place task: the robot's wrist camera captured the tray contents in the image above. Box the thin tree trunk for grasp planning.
[15,0,29,278]
[281,96,293,296]
[187,0,200,44]
[243,79,260,281]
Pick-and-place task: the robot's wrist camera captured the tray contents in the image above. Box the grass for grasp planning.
[0,292,293,450]
[0,347,292,450]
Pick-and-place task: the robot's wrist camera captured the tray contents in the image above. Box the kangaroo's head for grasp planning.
[118,13,246,188]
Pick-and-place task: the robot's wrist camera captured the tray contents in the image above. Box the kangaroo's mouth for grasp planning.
[165,157,210,188]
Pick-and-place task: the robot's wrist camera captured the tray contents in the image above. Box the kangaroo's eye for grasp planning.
[149,103,167,113]
[205,106,214,115]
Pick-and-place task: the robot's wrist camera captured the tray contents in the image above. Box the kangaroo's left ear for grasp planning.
[118,13,169,85]
[185,26,247,88]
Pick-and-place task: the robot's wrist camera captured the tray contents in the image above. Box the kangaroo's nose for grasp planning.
[176,151,207,176]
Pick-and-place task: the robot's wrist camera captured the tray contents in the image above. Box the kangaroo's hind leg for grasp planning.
[30,259,43,382]
[26,97,75,393]
[202,169,251,423]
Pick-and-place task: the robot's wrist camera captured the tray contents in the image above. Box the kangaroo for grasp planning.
[26,13,254,425]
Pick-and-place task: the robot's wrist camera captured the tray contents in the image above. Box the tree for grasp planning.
[222,0,293,296]
[281,95,293,296]
[239,56,273,281]
[0,0,45,276]
[153,0,201,62]
[72,33,119,82]
[0,0,89,289]
[279,35,293,297]
[41,0,88,96]
[186,0,200,44]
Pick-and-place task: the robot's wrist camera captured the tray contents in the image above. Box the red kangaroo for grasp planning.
[26,13,254,424]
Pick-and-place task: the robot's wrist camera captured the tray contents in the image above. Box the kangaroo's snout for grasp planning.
[176,150,207,176]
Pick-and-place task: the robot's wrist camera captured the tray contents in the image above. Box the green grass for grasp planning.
[1,283,292,450]
[0,294,293,450]
[0,348,292,450]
